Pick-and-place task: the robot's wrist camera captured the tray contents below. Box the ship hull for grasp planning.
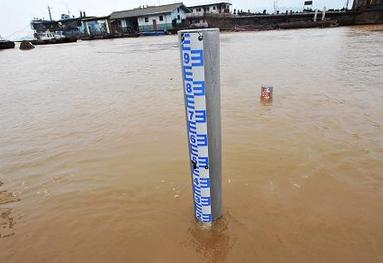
[30,37,77,45]
[0,41,15,50]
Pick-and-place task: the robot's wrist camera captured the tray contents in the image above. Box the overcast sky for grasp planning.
[1,0,350,39]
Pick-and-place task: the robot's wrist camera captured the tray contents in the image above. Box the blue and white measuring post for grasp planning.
[178,28,222,224]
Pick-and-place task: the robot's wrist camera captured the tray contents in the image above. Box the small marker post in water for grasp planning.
[178,28,222,225]
[261,86,273,104]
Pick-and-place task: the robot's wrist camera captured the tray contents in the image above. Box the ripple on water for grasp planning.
[0,182,20,239]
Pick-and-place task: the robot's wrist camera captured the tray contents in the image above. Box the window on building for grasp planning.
[145,17,149,22]
[159,15,164,21]
[213,6,216,10]
[206,7,210,11]
[177,14,180,20]
[177,8,180,13]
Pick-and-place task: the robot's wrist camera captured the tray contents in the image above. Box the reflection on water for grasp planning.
[186,217,232,263]
[0,25,382,262]
[0,191,19,206]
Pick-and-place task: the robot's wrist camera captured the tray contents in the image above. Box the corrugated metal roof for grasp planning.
[110,3,190,20]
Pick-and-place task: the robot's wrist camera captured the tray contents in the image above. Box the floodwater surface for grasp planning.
[0,26,383,262]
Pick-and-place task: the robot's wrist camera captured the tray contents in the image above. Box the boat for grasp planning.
[28,30,77,45]
[0,38,15,50]
[141,31,169,36]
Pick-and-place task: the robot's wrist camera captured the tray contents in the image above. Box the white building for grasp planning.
[109,3,191,33]
[188,2,232,17]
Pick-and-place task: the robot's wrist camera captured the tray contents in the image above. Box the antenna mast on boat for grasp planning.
[66,3,71,17]
[345,0,350,10]
[274,0,278,14]
[48,5,53,21]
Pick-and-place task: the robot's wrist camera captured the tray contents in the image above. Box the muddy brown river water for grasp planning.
[0,26,383,262]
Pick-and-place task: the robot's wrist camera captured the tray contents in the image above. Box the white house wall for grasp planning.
[137,8,187,31]
[189,4,231,16]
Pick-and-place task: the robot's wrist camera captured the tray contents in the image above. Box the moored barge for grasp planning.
[0,39,15,50]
